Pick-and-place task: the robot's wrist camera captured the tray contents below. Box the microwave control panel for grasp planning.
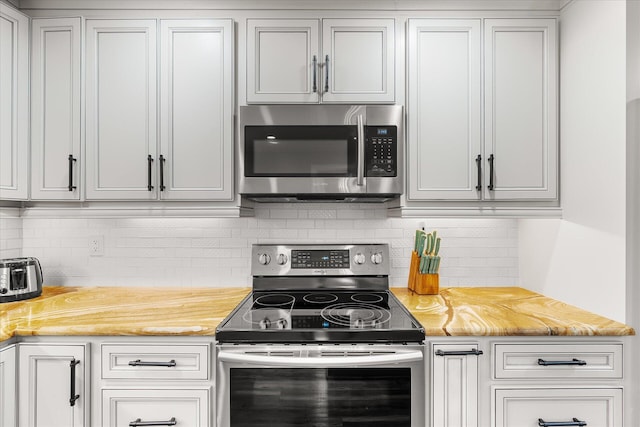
[365,126,397,177]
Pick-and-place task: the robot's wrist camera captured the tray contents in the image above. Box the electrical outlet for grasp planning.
[89,235,104,256]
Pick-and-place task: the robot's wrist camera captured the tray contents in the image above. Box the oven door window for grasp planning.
[229,368,411,426]
[244,126,358,177]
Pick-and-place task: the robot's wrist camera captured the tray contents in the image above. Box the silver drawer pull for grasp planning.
[537,358,587,366]
[129,417,177,426]
[538,417,587,426]
[435,349,483,357]
[128,359,176,367]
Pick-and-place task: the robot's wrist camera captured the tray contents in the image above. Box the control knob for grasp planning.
[353,253,366,265]
[258,253,271,265]
[0,288,7,295]
[277,253,289,265]
[259,318,271,329]
[276,318,288,329]
[371,252,383,265]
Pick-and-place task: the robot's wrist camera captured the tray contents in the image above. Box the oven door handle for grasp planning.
[218,350,423,367]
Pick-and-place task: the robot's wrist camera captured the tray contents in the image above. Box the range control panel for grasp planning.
[291,250,350,269]
[365,126,397,177]
[251,244,389,277]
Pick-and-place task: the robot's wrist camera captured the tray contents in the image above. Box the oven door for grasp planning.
[216,344,426,427]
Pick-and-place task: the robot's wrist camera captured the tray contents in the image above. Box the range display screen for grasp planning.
[291,250,350,269]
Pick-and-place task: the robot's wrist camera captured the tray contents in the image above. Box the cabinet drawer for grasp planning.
[493,387,622,427]
[102,388,210,427]
[494,344,622,379]
[101,344,209,380]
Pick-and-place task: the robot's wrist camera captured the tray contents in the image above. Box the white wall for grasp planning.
[0,205,519,288]
[519,0,626,322]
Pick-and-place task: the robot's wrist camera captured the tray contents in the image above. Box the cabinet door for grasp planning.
[432,344,480,427]
[0,345,16,427]
[102,388,210,427]
[321,19,394,103]
[85,20,157,200]
[484,19,558,200]
[494,388,622,427]
[407,19,481,200]
[247,19,320,104]
[0,4,28,200]
[18,344,88,427]
[160,19,234,200]
[31,18,81,200]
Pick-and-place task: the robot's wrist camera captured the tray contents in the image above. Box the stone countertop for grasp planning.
[0,286,634,343]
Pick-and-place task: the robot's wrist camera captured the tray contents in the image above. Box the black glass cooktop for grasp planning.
[215,290,425,344]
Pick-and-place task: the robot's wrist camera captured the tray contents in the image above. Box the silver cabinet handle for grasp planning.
[129,417,177,426]
[356,115,365,186]
[128,359,177,367]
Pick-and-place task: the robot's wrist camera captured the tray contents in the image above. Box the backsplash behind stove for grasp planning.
[1,205,518,288]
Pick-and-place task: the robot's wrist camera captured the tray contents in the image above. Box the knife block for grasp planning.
[407,251,419,291]
[414,273,439,295]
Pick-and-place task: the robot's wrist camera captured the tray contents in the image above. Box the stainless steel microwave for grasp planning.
[238,105,403,202]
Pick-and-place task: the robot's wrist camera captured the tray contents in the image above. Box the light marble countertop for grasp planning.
[0,286,634,343]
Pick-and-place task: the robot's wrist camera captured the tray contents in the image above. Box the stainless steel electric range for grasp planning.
[215,244,426,427]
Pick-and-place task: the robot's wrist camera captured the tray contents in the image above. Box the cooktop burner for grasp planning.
[216,290,423,343]
[214,244,425,344]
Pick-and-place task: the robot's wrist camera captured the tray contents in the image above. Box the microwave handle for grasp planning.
[218,350,423,367]
[357,115,365,186]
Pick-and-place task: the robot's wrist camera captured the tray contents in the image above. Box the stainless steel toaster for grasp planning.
[0,257,43,302]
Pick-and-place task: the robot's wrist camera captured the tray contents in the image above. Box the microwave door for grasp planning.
[242,124,366,196]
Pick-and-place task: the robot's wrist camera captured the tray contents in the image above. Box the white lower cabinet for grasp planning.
[18,344,89,427]
[429,338,628,427]
[0,345,16,427]
[102,388,210,427]
[493,387,622,427]
[98,340,214,426]
[431,343,481,427]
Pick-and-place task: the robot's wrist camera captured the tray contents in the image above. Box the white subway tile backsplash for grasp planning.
[0,205,520,288]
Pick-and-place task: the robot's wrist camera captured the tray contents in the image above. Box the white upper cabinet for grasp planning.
[0,4,29,201]
[407,17,558,202]
[159,19,234,200]
[85,20,158,200]
[247,18,394,104]
[247,19,320,104]
[30,17,82,200]
[484,18,558,200]
[407,19,481,200]
[321,19,394,103]
[85,19,234,201]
